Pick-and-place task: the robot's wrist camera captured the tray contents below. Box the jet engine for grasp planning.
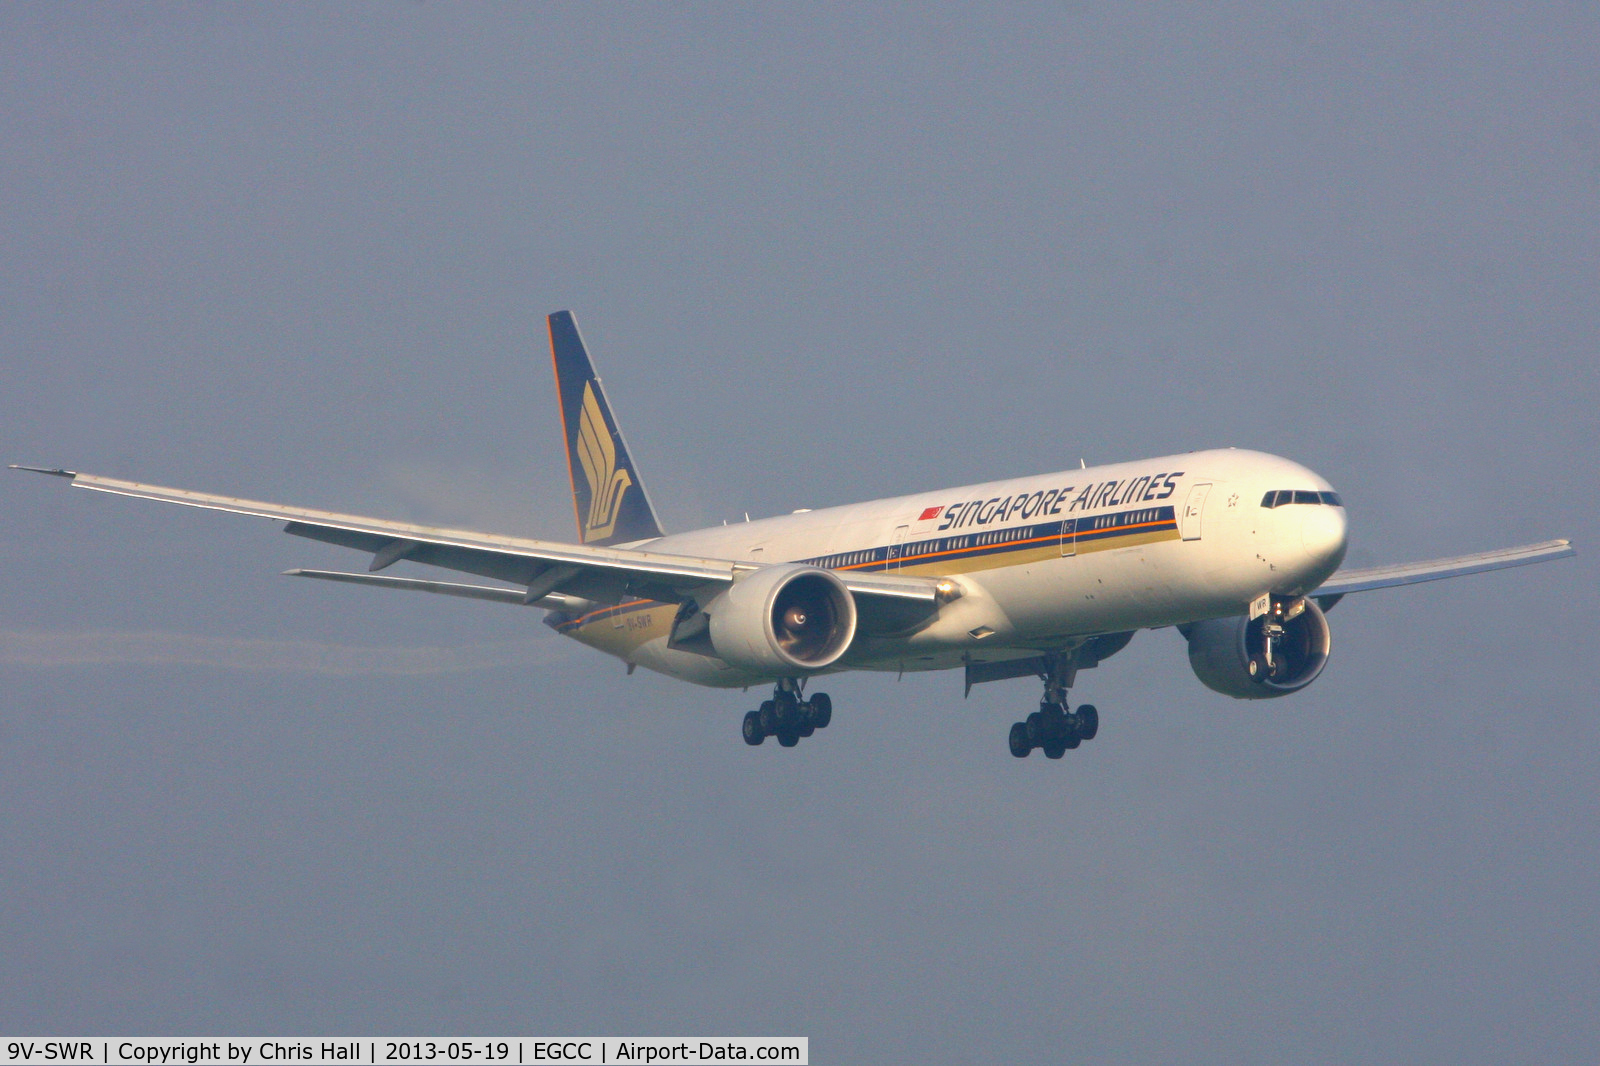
[1185,596,1331,699]
[706,564,858,675]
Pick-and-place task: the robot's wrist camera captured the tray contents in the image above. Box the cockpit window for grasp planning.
[1261,490,1344,508]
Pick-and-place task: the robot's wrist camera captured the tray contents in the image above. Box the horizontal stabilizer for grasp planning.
[285,569,583,610]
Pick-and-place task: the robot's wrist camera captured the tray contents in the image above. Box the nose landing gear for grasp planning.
[741,679,832,748]
[1248,596,1311,681]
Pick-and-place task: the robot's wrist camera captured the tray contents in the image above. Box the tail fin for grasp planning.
[547,310,665,545]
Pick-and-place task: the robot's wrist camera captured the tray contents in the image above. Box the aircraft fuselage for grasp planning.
[552,448,1349,688]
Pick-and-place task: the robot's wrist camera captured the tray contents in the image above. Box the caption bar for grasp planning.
[1,1043,806,1066]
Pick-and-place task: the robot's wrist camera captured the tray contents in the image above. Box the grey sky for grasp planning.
[2,4,1597,1060]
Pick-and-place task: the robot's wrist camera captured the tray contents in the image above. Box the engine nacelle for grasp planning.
[706,564,858,675]
[1185,597,1331,699]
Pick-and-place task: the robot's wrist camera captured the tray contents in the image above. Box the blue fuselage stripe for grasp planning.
[556,505,1179,634]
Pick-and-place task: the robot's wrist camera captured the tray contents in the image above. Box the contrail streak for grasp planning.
[0,628,571,675]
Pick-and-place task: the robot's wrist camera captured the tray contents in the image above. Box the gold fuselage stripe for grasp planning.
[555,512,1180,639]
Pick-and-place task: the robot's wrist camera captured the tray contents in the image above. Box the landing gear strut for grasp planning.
[741,678,832,748]
[1008,654,1100,758]
[1248,597,1308,682]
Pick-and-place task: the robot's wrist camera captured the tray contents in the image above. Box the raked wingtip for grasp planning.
[10,464,77,478]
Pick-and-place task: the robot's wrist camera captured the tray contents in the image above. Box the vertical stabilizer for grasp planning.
[547,311,665,545]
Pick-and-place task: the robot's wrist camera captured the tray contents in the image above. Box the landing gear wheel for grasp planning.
[1008,722,1032,758]
[773,692,802,732]
[1026,652,1101,759]
[751,683,833,749]
[1076,704,1099,741]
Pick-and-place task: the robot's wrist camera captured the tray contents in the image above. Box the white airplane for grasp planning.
[13,311,1574,758]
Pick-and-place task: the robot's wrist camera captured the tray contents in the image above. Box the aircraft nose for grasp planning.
[1301,504,1348,573]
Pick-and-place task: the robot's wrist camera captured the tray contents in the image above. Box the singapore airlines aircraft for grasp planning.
[14,312,1574,759]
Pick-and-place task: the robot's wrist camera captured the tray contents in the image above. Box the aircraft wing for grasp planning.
[11,467,940,616]
[1313,539,1574,606]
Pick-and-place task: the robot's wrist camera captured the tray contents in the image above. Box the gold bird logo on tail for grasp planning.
[577,381,633,541]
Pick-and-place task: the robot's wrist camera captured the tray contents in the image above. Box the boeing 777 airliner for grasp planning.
[13,312,1574,758]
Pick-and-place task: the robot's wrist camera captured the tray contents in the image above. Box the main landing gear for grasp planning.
[1008,655,1100,759]
[741,679,832,748]
[1008,701,1099,759]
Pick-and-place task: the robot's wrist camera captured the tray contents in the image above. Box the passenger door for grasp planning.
[1180,483,1212,541]
[887,525,909,571]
